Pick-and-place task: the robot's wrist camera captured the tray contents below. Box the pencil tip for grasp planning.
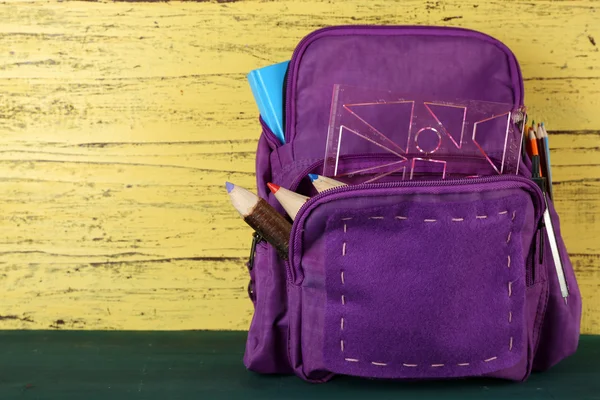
[267,182,280,193]
[225,182,234,193]
[308,174,318,182]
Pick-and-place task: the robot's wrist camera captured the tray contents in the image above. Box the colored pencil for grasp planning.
[267,182,309,221]
[528,128,539,155]
[536,124,548,181]
[308,174,346,193]
[226,182,291,259]
[525,120,535,157]
[528,128,542,176]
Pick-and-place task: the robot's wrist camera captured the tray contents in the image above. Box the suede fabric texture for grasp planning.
[322,195,527,379]
[284,188,534,380]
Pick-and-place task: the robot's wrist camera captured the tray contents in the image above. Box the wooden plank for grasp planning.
[0,0,599,333]
[0,253,599,332]
[0,258,254,330]
[0,134,597,257]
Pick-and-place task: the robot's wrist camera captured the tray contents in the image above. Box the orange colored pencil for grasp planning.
[528,129,542,176]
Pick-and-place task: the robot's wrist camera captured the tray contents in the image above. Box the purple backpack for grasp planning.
[245,26,582,382]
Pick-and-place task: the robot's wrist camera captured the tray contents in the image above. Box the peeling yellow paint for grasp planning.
[0,0,599,332]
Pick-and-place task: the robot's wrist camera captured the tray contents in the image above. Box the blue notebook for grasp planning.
[247,61,289,144]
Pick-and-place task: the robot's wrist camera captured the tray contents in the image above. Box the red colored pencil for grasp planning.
[268,182,309,220]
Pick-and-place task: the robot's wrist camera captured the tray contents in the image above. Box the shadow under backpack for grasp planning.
[243,26,582,383]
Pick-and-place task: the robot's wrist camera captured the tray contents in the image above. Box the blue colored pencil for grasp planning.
[308,174,346,193]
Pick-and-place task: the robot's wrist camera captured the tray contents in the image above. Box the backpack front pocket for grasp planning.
[286,177,545,381]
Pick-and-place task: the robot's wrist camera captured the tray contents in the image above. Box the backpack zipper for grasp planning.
[286,175,544,284]
[283,25,525,143]
[286,147,531,194]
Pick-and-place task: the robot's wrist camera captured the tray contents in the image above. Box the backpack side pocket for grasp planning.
[532,199,582,370]
[243,122,293,374]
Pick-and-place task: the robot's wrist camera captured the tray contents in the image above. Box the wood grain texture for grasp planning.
[0,0,598,332]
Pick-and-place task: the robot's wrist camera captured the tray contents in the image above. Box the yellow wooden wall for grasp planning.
[0,0,599,332]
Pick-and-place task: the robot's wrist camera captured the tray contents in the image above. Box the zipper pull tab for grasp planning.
[248,232,263,271]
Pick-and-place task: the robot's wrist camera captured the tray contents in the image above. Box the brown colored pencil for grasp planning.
[226,182,291,259]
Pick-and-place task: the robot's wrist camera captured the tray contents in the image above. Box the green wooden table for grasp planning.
[1,331,597,399]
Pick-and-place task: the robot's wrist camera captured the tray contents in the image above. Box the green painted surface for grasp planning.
[0,331,598,399]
